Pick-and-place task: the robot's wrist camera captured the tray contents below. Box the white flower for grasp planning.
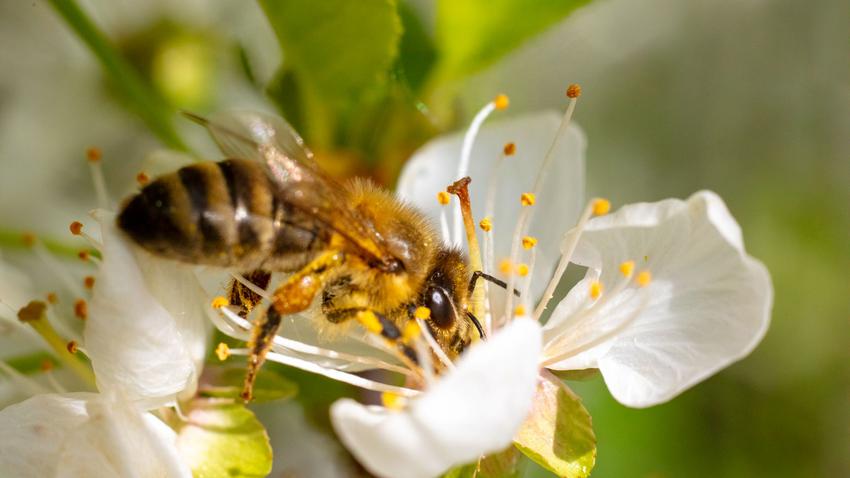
[330,318,542,478]
[398,103,772,409]
[85,211,210,407]
[0,392,191,478]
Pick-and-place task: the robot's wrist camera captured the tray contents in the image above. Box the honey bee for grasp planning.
[117,111,492,401]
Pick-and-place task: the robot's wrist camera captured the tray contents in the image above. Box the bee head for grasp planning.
[417,248,479,354]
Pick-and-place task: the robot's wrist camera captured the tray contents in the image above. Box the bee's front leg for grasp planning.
[241,251,343,402]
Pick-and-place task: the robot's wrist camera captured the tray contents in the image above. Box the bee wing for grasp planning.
[184,110,397,268]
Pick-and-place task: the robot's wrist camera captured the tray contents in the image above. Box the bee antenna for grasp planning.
[465,310,486,339]
[467,270,520,298]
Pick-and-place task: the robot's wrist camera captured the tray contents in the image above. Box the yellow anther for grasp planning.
[356,311,383,334]
[86,147,102,163]
[637,271,652,287]
[413,306,431,320]
[381,392,406,411]
[503,142,516,156]
[514,305,527,316]
[73,299,87,320]
[69,221,84,236]
[494,94,510,110]
[479,217,493,232]
[211,296,229,309]
[520,192,536,207]
[66,341,78,354]
[402,321,422,342]
[83,276,95,289]
[566,84,582,99]
[136,172,150,186]
[516,263,530,277]
[521,236,538,250]
[619,260,635,278]
[590,281,603,300]
[499,259,513,275]
[592,198,611,216]
[46,292,58,305]
[77,250,90,261]
[215,342,230,361]
[437,191,450,206]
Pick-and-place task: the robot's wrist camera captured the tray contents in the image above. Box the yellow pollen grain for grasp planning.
[86,147,102,163]
[211,296,229,309]
[520,192,536,207]
[77,250,90,261]
[69,221,84,236]
[73,299,87,320]
[83,276,95,289]
[479,217,493,232]
[381,392,406,411]
[499,259,513,275]
[619,260,635,278]
[590,281,603,300]
[592,198,611,216]
[516,263,530,277]
[66,341,78,354]
[357,311,383,335]
[503,142,516,156]
[494,94,509,110]
[402,321,422,342]
[566,84,582,99]
[436,191,450,206]
[413,306,431,320]
[215,342,231,361]
[637,271,652,287]
[521,236,538,250]
[514,305,526,316]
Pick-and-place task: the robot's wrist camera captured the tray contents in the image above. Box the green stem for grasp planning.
[45,0,188,151]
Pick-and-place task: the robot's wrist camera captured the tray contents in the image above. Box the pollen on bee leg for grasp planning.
[356,310,383,335]
[85,147,110,208]
[589,280,603,300]
[211,296,230,309]
[215,342,231,361]
[73,299,87,320]
[636,271,652,287]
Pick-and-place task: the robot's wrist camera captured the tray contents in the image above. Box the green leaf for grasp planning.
[176,401,273,478]
[45,0,187,150]
[434,0,591,81]
[259,0,402,103]
[396,1,437,93]
[443,446,522,478]
[199,365,298,404]
[514,370,596,477]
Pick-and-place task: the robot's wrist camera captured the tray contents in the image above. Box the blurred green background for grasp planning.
[0,0,847,476]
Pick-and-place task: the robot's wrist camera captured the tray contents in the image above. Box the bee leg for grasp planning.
[241,251,343,402]
[324,307,420,368]
[228,269,272,317]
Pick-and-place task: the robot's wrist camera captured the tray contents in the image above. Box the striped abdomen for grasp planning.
[117,159,328,271]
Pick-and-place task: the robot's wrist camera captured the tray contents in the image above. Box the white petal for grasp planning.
[331,318,542,478]
[86,213,205,407]
[544,191,772,407]
[397,112,586,302]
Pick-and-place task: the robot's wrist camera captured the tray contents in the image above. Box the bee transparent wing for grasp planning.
[185,110,397,268]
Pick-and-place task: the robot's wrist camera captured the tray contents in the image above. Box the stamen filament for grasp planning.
[87,149,110,209]
[17,301,95,386]
[228,348,420,397]
[533,200,596,320]
[416,319,455,371]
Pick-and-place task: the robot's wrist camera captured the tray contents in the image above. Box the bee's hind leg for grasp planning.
[241,251,343,402]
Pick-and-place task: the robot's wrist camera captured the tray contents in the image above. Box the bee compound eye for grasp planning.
[426,287,454,328]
